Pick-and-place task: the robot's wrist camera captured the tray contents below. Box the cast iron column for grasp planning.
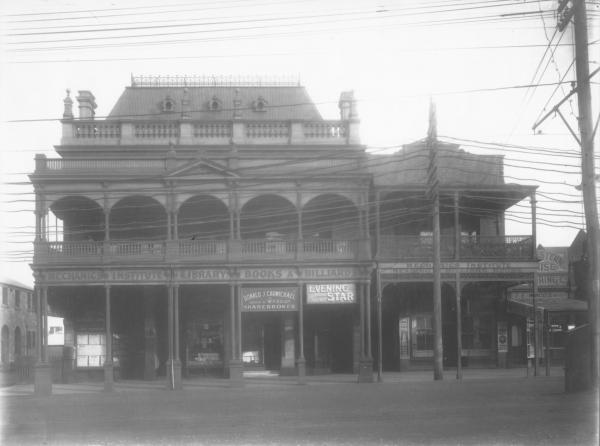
[297,284,306,384]
[34,285,52,396]
[229,284,243,384]
[104,285,114,392]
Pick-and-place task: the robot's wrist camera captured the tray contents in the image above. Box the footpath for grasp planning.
[1,367,598,446]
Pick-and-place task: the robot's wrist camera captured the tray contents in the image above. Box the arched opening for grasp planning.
[303,194,360,239]
[49,196,104,242]
[14,326,21,359]
[178,195,230,240]
[1,325,9,364]
[110,196,167,240]
[240,195,297,239]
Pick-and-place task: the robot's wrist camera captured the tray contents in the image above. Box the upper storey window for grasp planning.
[252,97,268,112]
[208,96,222,112]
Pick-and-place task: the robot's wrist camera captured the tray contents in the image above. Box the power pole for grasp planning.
[554,0,600,387]
[427,99,444,380]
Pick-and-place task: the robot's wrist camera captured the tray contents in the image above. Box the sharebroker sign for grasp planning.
[306,283,356,304]
[241,287,299,312]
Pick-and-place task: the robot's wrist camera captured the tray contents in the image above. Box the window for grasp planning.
[2,287,7,306]
[162,96,175,112]
[252,97,268,112]
[15,292,20,309]
[26,330,36,355]
[14,327,21,358]
[27,293,33,311]
[208,96,221,111]
[76,332,105,368]
[1,325,8,364]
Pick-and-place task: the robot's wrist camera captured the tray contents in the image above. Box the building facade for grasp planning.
[0,278,37,384]
[30,76,538,392]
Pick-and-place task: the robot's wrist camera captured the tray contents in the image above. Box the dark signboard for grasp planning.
[241,287,299,312]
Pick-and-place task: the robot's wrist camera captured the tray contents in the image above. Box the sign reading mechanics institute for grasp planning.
[241,287,299,312]
[380,262,538,280]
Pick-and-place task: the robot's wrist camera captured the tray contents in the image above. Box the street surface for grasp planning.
[1,370,598,445]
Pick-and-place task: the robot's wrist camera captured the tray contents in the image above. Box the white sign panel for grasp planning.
[306,283,356,304]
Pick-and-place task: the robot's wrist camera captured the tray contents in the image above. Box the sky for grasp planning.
[1,0,599,287]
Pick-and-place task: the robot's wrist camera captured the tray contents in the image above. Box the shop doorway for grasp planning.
[242,312,282,371]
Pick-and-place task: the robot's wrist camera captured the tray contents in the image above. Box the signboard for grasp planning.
[176,269,230,281]
[241,287,299,312]
[497,321,508,353]
[526,318,535,359]
[380,262,538,275]
[306,283,356,304]
[399,317,410,358]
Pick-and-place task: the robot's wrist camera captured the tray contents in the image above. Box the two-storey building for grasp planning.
[30,76,538,394]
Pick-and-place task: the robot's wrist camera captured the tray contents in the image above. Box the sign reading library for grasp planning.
[306,283,356,304]
[241,287,299,312]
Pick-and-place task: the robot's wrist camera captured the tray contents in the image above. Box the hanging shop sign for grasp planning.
[306,283,356,304]
[241,287,299,312]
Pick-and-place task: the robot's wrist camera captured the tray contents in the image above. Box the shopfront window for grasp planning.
[76,333,105,368]
[411,315,433,357]
[185,320,223,370]
[462,313,493,350]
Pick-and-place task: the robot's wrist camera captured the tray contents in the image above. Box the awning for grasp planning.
[507,292,588,318]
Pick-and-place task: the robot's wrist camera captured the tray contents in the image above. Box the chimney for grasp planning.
[338,90,358,120]
[76,90,97,119]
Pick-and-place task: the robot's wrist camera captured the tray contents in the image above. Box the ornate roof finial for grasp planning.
[63,88,74,120]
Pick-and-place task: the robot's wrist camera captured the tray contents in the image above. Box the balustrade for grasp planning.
[35,238,362,264]
[193,123,232,138]
[75,122,121,139]
[59,119,351,147]
[134,123,180,138]
[303,122,346,139]
[377,234,533,260]
[246,122,290,138]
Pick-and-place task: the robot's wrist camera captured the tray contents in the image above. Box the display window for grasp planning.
[185,320,223,370]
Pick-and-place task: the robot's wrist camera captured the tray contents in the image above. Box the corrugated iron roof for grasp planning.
[107,86,323,121]
[369,141,505,187]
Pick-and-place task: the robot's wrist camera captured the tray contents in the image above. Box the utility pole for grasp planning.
[552,0,600,387]
[427,99,444,380]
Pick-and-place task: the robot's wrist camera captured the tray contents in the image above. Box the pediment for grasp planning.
[165,157,239,179]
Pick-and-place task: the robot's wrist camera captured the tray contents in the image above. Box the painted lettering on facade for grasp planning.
[44,270,105,282]
[108,270,168,282]
[306,283,356,304]
[176,269,230,281]
[381,262,535,275]
[241,287,299,311]
[240,269,299,280]
[302,268,356,279]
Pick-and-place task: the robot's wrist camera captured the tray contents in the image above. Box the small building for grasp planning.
[507,246,588,368]
[0,278,37,384]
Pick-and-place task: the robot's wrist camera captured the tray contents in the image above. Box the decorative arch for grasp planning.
[49,195,104,242]
[110,195,168,240]
[178,194,230,240]
[303,193,360,239]
[240,194,297,239]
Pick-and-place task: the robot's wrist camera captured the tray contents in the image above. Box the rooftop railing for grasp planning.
[60,119,358,146]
